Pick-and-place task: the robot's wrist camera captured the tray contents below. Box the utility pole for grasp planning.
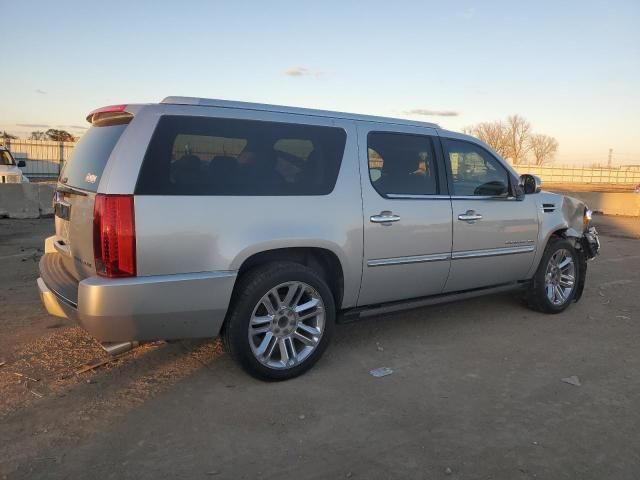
[608,148,613,168]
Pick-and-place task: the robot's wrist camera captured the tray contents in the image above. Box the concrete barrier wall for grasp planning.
[0,184,55,219]
[1,184,637,219]
[553,191,640,217]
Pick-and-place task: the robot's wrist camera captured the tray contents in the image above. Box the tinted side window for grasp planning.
[368,132,439,196]
[443,139,509,196]
[59,124,127,192]
[136,116,347,196]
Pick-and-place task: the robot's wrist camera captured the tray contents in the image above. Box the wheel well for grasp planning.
[237,248,344,307]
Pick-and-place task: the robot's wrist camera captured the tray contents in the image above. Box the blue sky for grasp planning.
[1,0,638,165]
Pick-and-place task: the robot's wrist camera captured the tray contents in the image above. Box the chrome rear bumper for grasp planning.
[38,253,237,342]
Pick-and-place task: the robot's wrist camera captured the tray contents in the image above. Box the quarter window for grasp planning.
[368,132,439,196]
[443,139,509,196]
[136,116,346,196]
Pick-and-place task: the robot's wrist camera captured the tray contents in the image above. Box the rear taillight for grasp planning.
[93,194,136,277]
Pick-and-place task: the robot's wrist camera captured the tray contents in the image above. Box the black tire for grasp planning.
[222,262,335,381]
[527,236,579,314]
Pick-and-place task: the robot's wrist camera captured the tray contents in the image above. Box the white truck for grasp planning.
[0,146,29,183]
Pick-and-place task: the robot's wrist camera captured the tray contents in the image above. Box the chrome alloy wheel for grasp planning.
[248,281,325,369]
[544,249,576,306]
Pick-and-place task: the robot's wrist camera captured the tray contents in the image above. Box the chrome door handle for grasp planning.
[458,210,483,222]
[370,211,401,224]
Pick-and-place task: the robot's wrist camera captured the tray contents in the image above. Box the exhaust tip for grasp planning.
[100,341,139,356]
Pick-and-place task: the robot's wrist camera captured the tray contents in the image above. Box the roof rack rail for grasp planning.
[160,96,440,129]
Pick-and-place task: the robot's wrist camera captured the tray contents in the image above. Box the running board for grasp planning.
[340,282,525,322]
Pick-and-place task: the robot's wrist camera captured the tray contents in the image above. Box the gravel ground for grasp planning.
[0,215,639,479]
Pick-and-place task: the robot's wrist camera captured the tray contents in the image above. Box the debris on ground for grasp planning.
[616,315,631,320]
[445,467,453,475]
[376,342,384,352]
[29,389,43,398]
[298,414,305,420]
[369,367,393,378]
[0,361,5,368]
[75,354,128,375]
[13,372,40,382]
[561,375,582,387]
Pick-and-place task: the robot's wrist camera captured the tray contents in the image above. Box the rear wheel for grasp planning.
[528,237,579,313]
[222,262,335,380]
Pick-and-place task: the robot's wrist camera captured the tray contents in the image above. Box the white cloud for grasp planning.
[284,66,324,78]
[457,7,476,19]
[285,66,309,77]
[405,108,459,117]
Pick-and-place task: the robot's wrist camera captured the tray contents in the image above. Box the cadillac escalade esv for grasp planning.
[37,97,600,379]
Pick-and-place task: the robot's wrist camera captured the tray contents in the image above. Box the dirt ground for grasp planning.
[0,215,639,479]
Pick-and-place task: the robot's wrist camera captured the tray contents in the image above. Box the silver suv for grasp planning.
[37,97,600,379]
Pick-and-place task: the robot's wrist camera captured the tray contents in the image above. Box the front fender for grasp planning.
[526,192,589,278]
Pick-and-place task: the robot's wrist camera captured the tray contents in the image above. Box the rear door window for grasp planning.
[368,132,440,197]
[135,116,347,196]
[59,124,127,192]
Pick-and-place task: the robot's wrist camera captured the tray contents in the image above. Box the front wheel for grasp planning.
[222,262,335,380]
[527,237,579,313]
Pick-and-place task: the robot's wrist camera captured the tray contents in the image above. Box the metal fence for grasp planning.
[3,139,76,180]
[514,164,640,187]
[2,137,640,188]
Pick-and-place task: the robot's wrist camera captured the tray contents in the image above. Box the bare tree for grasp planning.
[1,131,17,141]
[504,114,532,164]
[464,121,509,158]
[529,134,558,165]
[29,131,48,140]
[45,129,76,142]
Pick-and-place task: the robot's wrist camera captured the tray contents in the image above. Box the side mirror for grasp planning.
[17,160,26,168]
[520,174,542,194]
[513,183,525,201]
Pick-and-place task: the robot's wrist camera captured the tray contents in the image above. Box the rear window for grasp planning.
[135,116,347,196]
[59,124,127,192]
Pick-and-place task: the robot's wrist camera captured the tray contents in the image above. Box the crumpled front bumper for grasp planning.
[582,226,600,259]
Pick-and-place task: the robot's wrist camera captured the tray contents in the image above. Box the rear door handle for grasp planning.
[370,211,401,224]
[458,210,483,222]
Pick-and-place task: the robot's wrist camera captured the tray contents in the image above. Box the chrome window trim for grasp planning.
[367,253,451,267]
[386,194,451,200]
[450,195,516,200]
[452,245,535,260]
[384,194,518,200]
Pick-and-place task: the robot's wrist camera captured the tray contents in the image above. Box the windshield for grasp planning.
[0,150,15,166]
